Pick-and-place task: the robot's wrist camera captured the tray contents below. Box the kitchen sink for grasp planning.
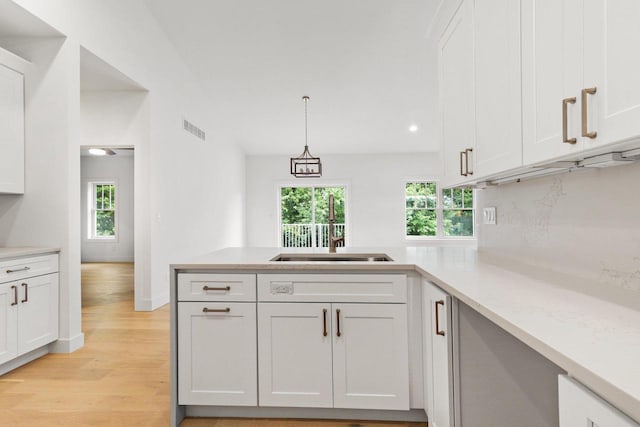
[270,253,393,262]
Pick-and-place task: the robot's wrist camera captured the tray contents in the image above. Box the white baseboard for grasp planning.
[135,292,169,311]
[0,347,48,376]
[49,333,85,353]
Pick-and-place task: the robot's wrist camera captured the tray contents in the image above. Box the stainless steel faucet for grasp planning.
[328,194,344,253]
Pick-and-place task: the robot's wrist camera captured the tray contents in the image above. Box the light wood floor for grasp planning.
[0,262,426,427]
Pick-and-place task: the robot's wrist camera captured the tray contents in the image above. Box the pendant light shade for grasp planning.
[290,96,322,178]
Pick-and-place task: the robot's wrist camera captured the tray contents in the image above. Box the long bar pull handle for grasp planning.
[336,309,342,337]
[581,87,597,139]
[202,285,231,292]
[11,285,17,306]
[435,300,445,336]
[21,283,28,303]
[465,148,474,176]
[6,266,30,274]
[562,97,577,144]
[459,151,467,177]
[202,307,231,313]
[322,309,328,337]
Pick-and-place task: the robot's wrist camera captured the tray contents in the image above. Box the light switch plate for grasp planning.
[483,207,497,225]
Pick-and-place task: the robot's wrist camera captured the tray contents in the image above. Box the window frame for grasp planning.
[276,181,351,248]
[403,179,476,241]
[86,180,119,242]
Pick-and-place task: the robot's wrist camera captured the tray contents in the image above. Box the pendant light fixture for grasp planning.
[290,95,322,178]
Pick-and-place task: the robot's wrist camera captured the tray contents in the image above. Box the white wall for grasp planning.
[246,153,444,248]
[80,155,134,262]
[477,161,640,307]
[0,0,247,352]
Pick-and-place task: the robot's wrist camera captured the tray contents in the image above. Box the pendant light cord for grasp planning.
[303,95,309,149]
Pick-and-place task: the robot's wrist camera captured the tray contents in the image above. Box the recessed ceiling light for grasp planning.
[89,148,107,156]
[409,125,418,133]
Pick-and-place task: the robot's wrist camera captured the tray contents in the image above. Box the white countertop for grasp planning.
[171,246,640,422]
[0,247,60,260]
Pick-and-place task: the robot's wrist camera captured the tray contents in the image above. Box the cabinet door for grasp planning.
[332,303,409,410]
[0,282,18,365]
[424,281,454,427]
[522,0,584,164]
[0,63,24,194]
[258,303,333,408]
[178,302,257,406]
[473,0,522,177]
[17,273,58,355]
[584,0,640,148]
[559,375,639,427]
[440,0,475,186]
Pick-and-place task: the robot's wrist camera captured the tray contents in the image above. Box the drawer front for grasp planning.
[0,254,59,284]
[257,274,407,303]
[178,273,256,302]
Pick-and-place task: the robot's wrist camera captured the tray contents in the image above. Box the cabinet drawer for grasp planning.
[178,273,256,302]
[0,254,59,284]
[257,274,407,303]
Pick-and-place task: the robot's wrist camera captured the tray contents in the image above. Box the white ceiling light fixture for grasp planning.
[88,148,116,156]
[290,95,322,178]
[409,124,419,133]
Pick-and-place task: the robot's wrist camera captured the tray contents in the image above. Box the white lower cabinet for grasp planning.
[0,282,18,365]
[17,273,59,354]
[178,302,257,406]
[258,302,409,411]
[422,280,454,427]
[332,303,409,410]
[559,375,639,427]
[258,303,333,408]
[0,259,59,369]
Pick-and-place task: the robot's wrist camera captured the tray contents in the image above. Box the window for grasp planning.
[88,182,117,240]
[405,181,474,238]
[280,186,346,248]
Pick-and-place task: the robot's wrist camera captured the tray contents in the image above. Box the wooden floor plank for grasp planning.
[0,262,427,426]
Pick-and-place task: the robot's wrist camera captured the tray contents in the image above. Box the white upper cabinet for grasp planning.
[523,0,640,164]
[0,61,25,194]
[440,0,523,186]
[473,0,522,177]
[522,0,584,164]
[440,0,475,187]
[584,0,640,148]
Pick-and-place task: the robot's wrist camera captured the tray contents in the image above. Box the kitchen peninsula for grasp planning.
[170,247,640,427]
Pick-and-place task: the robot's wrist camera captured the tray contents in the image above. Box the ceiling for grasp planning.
[144,0,440,155]
[80,47,146,91]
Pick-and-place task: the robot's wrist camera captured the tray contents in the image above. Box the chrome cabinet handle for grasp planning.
[21,283,28,303]
[6,266,30,274]
[336,309,342,337]
[322,308,328,337]
[562,97,577,144]
[435,300,445,336]
[581,87,597,139]
[11,285,17,306]
[202,307,230,313]
[465,148,473,175]
[202,285,231,292]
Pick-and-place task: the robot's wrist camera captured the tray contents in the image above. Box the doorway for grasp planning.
[80,147,135,307]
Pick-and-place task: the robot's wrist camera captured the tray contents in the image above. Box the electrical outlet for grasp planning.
[483,207,497,225]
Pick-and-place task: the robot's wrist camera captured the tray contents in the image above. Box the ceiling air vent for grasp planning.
[183,118,206,142]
